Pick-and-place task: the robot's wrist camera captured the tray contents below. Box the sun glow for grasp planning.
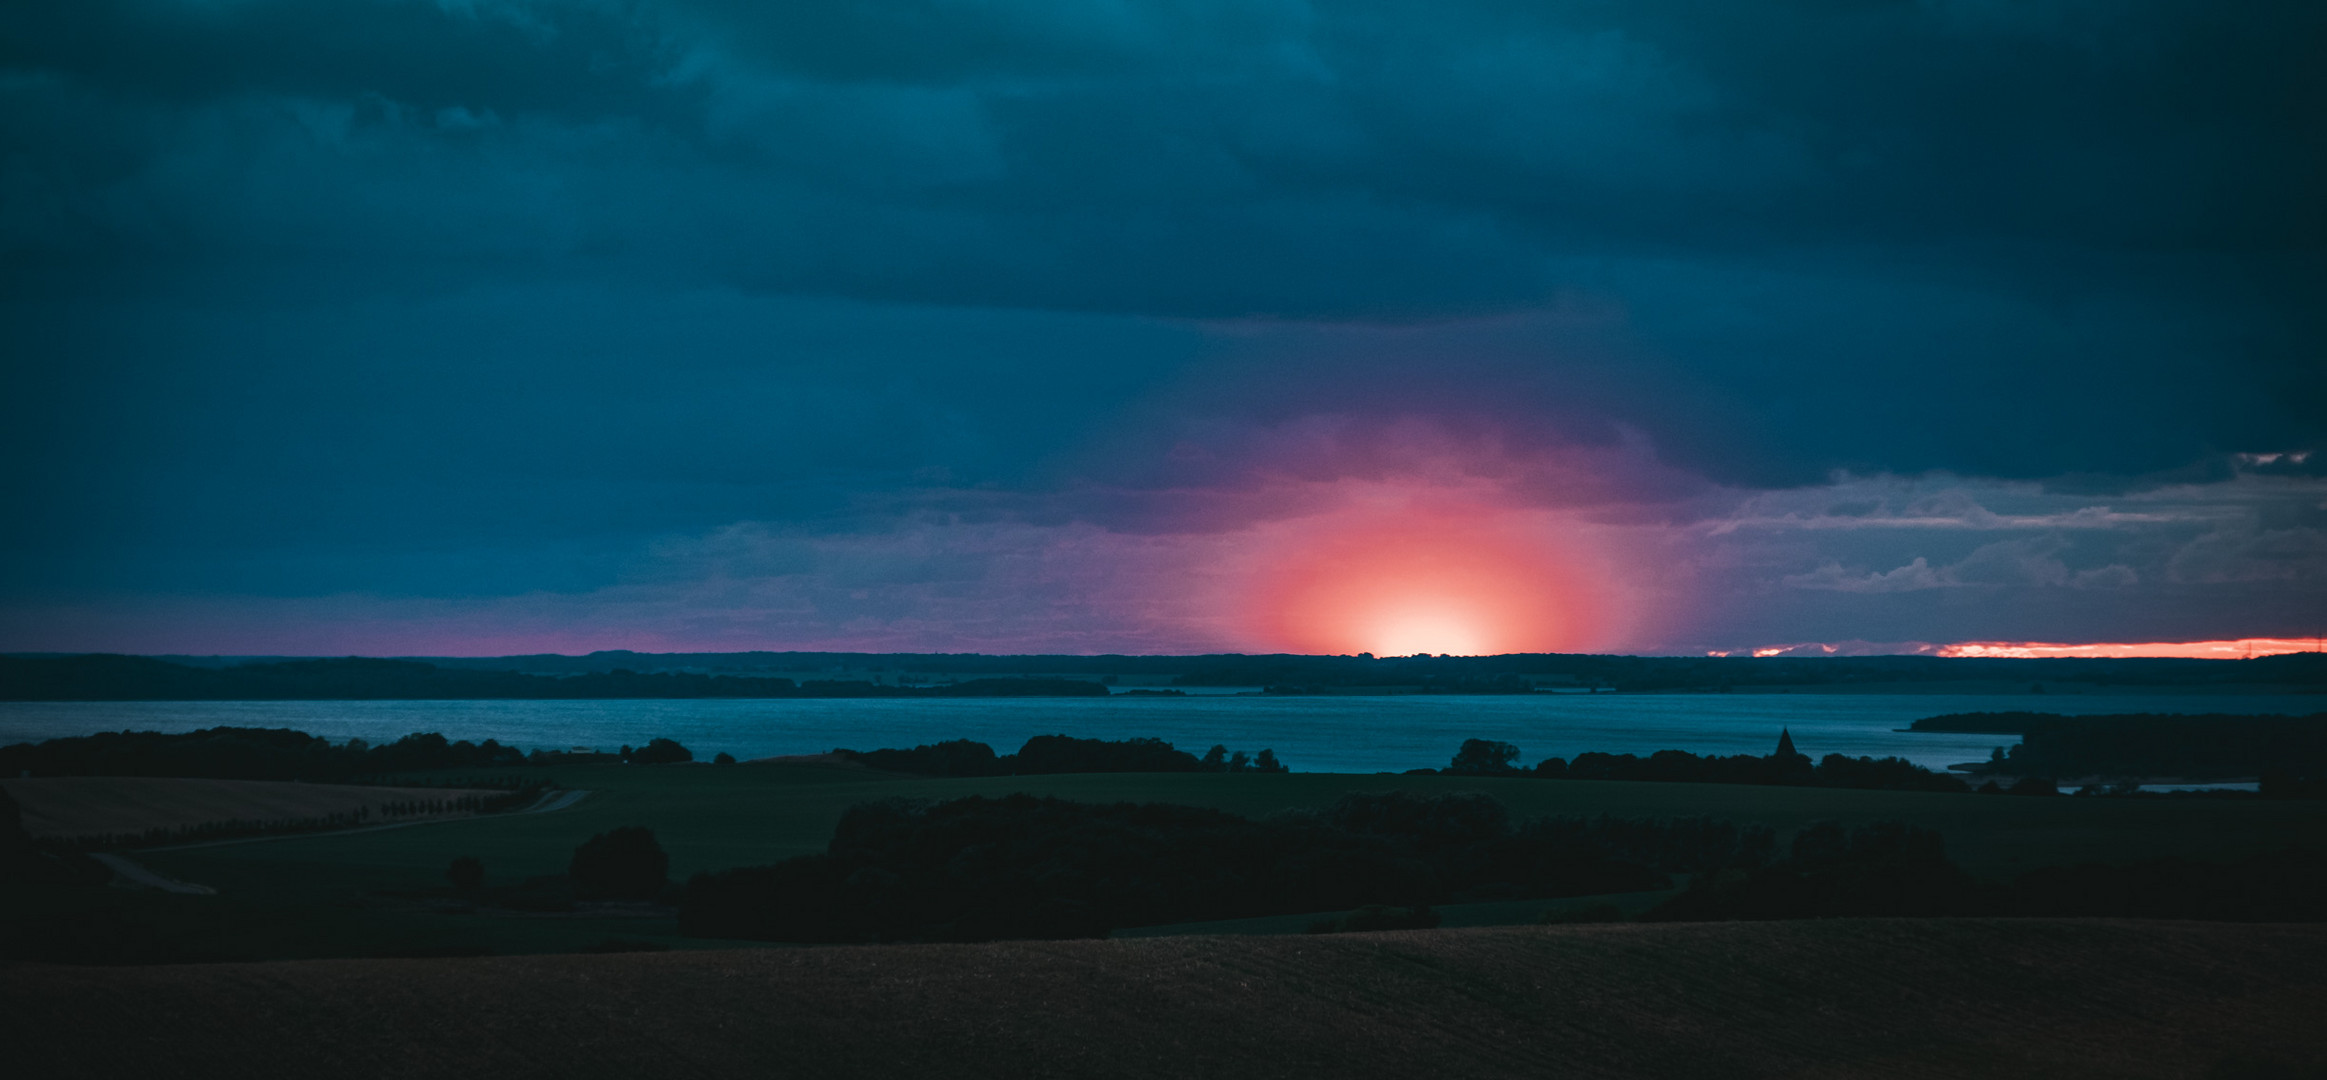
[1238,493,1621,656]
[1939,638,2323,659]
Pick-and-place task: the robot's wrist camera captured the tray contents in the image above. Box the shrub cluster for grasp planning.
[680,792,1765,943]
[570,826,671,900]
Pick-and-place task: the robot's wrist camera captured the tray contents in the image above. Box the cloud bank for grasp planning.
[2,0,2320,654]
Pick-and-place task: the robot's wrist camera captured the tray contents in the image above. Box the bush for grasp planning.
[1448,739,1521,774]
[840,739,1007,777]
[445,856,485,893]
[712,751,737,765]
[1013,735,1202,774]
[569,827,670,900]
[625,738,693,765]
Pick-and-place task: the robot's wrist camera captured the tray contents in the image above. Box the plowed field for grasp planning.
[8,918,2324,1079]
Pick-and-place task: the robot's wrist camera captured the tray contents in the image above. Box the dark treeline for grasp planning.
[834,736,1286,777]
[0,655,1114,702]
[1430,737,1973,794]
[1644,820,2327,923]
[1909,711,2327,781]
[680,793,1775,942]
[0,727,691,781]
[10,650,2324,700]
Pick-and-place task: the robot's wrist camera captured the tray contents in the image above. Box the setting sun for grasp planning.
[1238,494,1617,656]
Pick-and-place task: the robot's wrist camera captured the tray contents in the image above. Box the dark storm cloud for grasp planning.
[2,0,2321,650]
[7,0,2319,477]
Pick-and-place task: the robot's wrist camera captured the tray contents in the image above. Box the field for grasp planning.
[36,760,2317,962]
[2,776,503,841]
[9,918,2325,1079]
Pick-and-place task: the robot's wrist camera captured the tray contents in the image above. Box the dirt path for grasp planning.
[89,853,216,895]
[3,776,514,843]
[93,790,593,893]
[525,789,591,814]
[144,789,594,853]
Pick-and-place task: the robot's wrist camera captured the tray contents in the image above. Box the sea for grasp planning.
[2,691,2319,776]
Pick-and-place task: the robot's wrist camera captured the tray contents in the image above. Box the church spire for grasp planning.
[1775,728,1799,758]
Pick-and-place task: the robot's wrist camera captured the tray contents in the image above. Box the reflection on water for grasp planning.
[3,693,2319,775]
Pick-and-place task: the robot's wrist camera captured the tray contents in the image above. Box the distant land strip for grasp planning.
[2,650,2323,700]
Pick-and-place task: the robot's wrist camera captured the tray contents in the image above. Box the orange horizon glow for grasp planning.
[1236,493,1622,656]
[1937,638,2324,660]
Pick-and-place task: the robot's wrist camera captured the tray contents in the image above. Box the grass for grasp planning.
[30,761,2327,962]
[10,919,2327,1079]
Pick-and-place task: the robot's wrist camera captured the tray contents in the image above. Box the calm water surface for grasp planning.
[3,693,2319,774]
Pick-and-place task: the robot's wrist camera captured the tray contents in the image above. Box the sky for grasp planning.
[2,0,2322,658]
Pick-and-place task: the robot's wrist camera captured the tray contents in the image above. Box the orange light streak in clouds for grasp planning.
[1235,493,1631,656]
[1939,639,2324,659]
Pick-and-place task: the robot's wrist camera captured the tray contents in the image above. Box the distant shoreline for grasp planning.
[4,651,2320,702]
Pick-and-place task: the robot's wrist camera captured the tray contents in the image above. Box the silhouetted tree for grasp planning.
[1448,739,1521,774]
[628,738,693,765]
[570,826,669,900]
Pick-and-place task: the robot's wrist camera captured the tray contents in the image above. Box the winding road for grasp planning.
[98,789,593,894]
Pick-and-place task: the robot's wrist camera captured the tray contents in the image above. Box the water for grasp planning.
[2,693,2318,775]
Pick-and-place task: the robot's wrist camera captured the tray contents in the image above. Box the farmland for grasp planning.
[21,759,2312,963]
[8,918,2325,1079]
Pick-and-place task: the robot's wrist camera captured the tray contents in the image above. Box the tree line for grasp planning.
[1909,711,2327,784]
[0,727,701,782]
[1425,737,1974,793]
[679,791,1771,942]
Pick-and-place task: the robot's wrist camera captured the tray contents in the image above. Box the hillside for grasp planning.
[2,777,505,842]
[7,919,2324,1079]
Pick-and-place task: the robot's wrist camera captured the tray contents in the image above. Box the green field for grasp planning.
[20,760,2327,962]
